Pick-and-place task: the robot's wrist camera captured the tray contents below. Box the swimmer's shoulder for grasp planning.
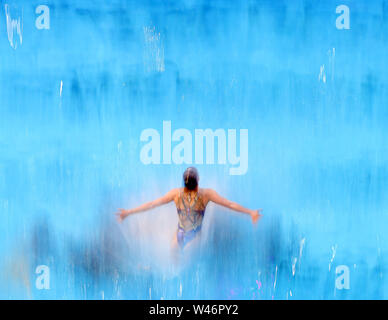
[167,188,181,202]
[199,188,215,207]
[198,188,215,201]
[173,188,183,195]
[199,188,215,194]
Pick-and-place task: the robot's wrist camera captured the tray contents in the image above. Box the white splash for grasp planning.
[318,64,326,83]
[328,47,335,80]
[143,26,165,73]
[299,237,306,265]
[4,4,23,49]
[298,237,306,267]
[319,48,335,83]
[291,237,305,276]
[273,265,278,290]
[328,244,338,271]
[292,257,297,276]
[59,80,63,97]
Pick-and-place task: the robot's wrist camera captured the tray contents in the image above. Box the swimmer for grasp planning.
[115,167,262,250]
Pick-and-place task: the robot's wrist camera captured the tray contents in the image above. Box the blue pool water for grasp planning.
[1,0,388,299]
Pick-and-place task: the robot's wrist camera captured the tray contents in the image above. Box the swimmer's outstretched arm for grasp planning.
[205,189,263,224]
[115,189,177,223]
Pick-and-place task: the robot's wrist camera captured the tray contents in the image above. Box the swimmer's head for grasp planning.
[183,167,199,190]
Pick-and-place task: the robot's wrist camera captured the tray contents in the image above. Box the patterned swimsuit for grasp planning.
[176,190,205,248]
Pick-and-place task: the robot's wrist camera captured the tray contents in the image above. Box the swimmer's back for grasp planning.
[173,187,216,209]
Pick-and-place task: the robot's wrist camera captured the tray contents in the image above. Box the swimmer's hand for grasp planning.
[250,209,263,224]
[115,208,132,223]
